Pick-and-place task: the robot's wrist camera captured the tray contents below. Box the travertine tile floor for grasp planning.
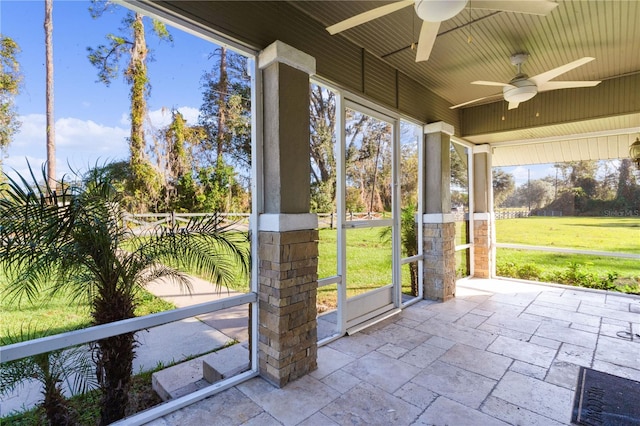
[146,278,640,425]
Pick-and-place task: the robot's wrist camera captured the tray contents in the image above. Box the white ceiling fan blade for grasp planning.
[530,57,596,85]
[450,96,493,109]
[472,80,513,87]
[415,20,440,62]
[470,0,558,16]
[537,80,602,92]
[508,101,520,110]
[326,0,414,35]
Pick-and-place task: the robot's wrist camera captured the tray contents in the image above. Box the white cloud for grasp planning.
[147,106,200,129]
[3,114,129,181]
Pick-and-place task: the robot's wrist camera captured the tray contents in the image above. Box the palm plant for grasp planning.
[0,164,250,425]
[380,203,419,296]
[0,325,97,425]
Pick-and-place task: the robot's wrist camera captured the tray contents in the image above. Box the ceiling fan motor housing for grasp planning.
[414,0,468,22]
[503,78,538,103]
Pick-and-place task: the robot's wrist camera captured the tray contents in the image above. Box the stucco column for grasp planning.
[422,122,456,301]
[257,41,318,387]
[472,144,493,278]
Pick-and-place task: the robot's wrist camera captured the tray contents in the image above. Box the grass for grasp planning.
[495,217,640,291]
[0,279,175,342]
[1,367,161,425]
[317,227,416,310]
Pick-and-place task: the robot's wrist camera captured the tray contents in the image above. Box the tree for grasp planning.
[198,47,251,176]
[87,5,171,211]
[0,164,250,425]
[45,0,56,189]
[0,327,96,425]
[0,35,22,167]
[615,158,640,208]
[493,168,515,208]
[309,85,337,212]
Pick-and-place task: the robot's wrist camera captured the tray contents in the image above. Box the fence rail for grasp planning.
[495,243,640,260]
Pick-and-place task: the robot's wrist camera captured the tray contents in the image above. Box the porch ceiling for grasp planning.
[150,0,640,165]
[288,0,640,165]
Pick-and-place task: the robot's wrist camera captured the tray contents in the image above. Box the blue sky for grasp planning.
[1,0,218,180]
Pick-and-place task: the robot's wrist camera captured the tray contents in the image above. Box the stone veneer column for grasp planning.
[422,122,456,301]
[472,145,493,278]
[257,41,318,387]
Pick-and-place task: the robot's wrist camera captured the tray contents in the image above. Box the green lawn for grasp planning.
[0,279,175,342]
[495,216,640,289]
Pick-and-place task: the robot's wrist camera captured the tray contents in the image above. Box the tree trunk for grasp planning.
[127,13,149,201]
[93,288,136,425]
[44,0,55,190]
[216,47,228,166]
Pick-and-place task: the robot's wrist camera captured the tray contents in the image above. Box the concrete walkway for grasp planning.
[0,276,245,417]
[145,278,640,426]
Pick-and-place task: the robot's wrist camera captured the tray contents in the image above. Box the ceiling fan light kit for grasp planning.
[414,0,468,22]
[503,79,537,104]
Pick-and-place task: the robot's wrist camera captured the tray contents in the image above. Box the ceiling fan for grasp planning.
[450,53,602,110]
[326,0,559,62]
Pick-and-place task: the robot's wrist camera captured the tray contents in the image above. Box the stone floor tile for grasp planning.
[594,334,640,370]
[310,346,355,380]
[544,361,581,390]
[296,412,339,426]
[520,312,572,327]
[151,387,265,426]
[528,335,562,350]
[341,351,421,393]
[606,293,640,305]
[326,331,385,358]
[570,322,600,334]
[561,289,607,303]
[399,341,448,369]
[424,335,456,350]
[487,335,557,368]
[439,343,512,380]
[470,307,494,317]
[376,342,409,359]
[599,320,633,339]
[424,298,479,315]
[393,381,438,411]
[534,322,599,348]
[591,360,640,382]
[485,311,541,334]
[490,292,538,307]
[455,312,487,328]
[241,412,282,426]
[535,292,581,309]
[478,323,533,341]
[414,396,509,426]
[525,303,601,327]
[555,342,594,367]
[534,298,581,313]
[579,302,640,323]
[394,316,422,329]
[411,360,496,409]
[366,322,431,350]
[237,375,337,426]
[320,382,422,426]
[399,305,439,323]
[320,369,361,394]
[509,360,547,380]
[481,395,567,426]
[491,371,573,423]
[477,300,526,316]
[417,321,497,350]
